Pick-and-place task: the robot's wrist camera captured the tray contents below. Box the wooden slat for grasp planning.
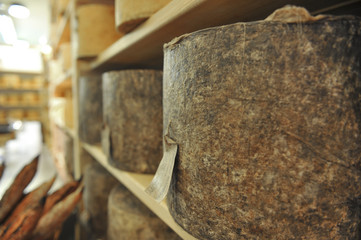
[0,89,45,93]
[75,0,114,6]
[55,121,76,138]
[89,0,357,71]
[0,106,43,110]
[52,3,72,53]
[82,143,197,240]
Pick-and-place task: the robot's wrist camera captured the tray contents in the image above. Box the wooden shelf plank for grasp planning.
[82,143,197,240]
[52,2,72,52]
[0,70,42,77]
[0,89,45,93]
[0,106,44,110]
[55,121,76,138]
[89,0,355,71]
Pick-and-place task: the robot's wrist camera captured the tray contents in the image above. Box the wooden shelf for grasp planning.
[0,106,44,110]
[82,143,197,240]
[75,0,114,6]
[54,120,75,138]
[52,2,72,53]
[54,70,72,85]
[88,0,357,72]
[0,70,42,77]
[0,89,45,93]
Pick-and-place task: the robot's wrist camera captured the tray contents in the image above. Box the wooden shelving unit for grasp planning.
[46,0,361,239]
[0,89,45,93]
[0,106,44,110]
[88,0,360,71]
[82,143,197,240]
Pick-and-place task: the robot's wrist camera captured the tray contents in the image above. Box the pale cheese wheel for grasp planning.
[76,4,122,58]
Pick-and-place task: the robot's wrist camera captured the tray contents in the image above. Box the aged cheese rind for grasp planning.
[102,70,163,173]
[79,75,102,144]
[164,13,361,240]
[84,163,118,238]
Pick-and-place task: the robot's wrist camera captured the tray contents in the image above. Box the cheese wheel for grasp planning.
[163,7,361,240]
[84,163,118,238]
[79,75,102,144]
[107,184,180,240]
[77,4,122,58]
[102,70,163,173]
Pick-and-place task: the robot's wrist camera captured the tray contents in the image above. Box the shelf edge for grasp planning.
[81,142,197,240]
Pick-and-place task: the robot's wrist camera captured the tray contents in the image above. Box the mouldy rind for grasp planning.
[102,70,163,173]
[163,6,361,240]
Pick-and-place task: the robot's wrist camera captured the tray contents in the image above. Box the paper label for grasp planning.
[101,124,112,160]
[145,135,177,203]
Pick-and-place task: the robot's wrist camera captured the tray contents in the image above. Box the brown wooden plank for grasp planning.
[89,0,358,71]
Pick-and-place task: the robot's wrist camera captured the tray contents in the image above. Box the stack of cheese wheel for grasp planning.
[102,70,163,173]
[79,75,103,144]
[163,6,361,240]
[84,162,118,238]
[107,184,180,240]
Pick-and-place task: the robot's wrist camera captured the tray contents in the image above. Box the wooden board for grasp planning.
[81,143,197,240]
[89,0,359,71]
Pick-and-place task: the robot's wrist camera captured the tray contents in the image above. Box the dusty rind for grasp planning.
[84,163,118,238]
[79,75,103,144]
[107,184,180,240]
[163,14,361,240]
[102,70,163,173]
[164,14,358,50]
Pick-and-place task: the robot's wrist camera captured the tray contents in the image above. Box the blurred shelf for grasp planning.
[0,89,45,93]
[0,70,43,76]
[0,106,44,110]
[55,121,75,138]
[88,0,359,72]
[75,0,114,6]
[52,2,72,53]
[54,70,72,85]
[82,143,197,240]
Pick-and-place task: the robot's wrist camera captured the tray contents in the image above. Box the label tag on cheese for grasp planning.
[145,135,177,203]
[101,124,112,160]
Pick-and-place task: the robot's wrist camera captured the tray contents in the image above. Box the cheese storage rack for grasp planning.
[0,72,49,144]
[46,0,361,239]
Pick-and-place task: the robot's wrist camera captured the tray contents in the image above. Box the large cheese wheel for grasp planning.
[163,6,361,240]
[107,184,180,240]
[84,162,118,238]
[79,75,102,144]
[115,0,171,34]
[102,70,163,173]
